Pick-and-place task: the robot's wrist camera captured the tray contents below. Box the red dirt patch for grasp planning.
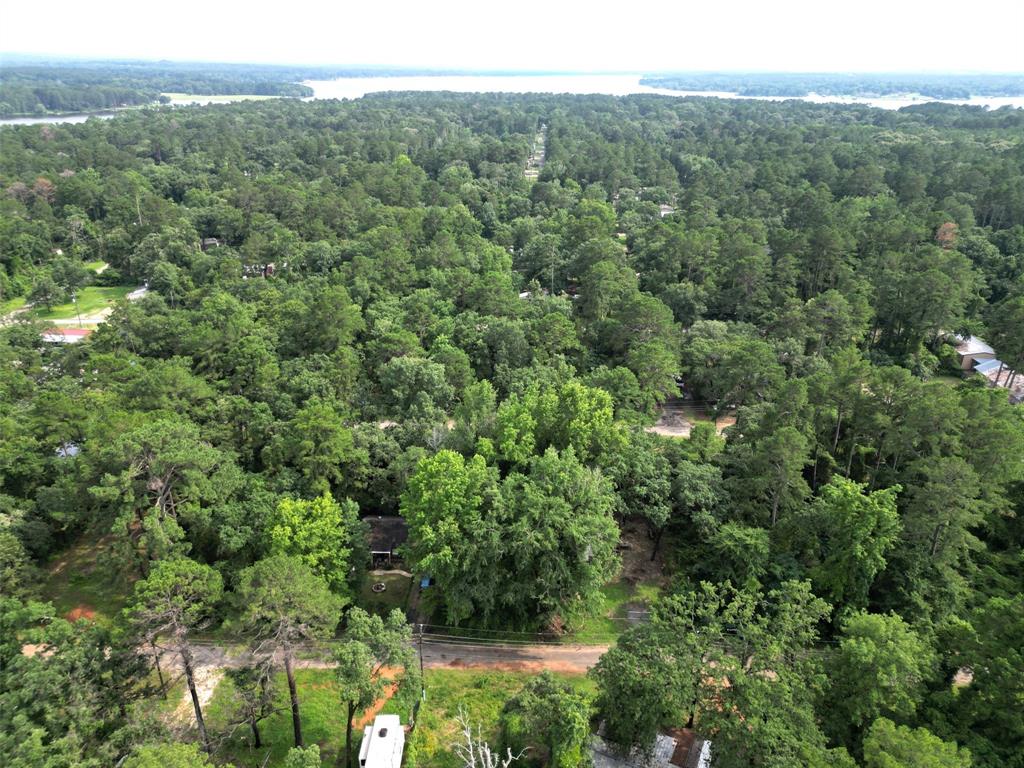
[355,683,399,729]
[66,605,97,622]
[353,668,401,729]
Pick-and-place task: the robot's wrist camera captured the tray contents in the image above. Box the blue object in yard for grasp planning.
[420,576,432,589]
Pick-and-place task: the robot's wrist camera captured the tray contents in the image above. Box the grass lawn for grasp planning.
[359,572,413,616]
[30,285,132,323]
[40,535,131,628]
[205,667,593,768]
[931,373,965,387]
[412,670,595,768]
[207,668,351,767]
[571,578,661,644]
[139,671,187,724]
[83,260,108,273]
[0,296,27,315]
[675,404,718,423]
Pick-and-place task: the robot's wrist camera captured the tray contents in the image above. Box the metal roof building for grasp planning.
[974,358,1004,375]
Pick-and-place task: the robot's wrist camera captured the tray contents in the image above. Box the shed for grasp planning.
[591,731,710,768]
[955,335,996,371]
[358,714,404,768]
[366,516,408,566]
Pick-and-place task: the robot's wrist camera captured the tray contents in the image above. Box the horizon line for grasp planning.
[1,54,1023,78]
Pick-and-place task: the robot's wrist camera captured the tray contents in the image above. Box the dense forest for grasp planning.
[640,72,1024,98]
[0,62,318,116]
[1,93,1023,768]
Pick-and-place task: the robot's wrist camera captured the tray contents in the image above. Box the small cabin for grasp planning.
[955,335,995,371]
[366,516,409,567]
[359,714,404,768]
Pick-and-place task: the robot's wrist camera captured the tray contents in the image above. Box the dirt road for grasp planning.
[178,637,608,675]
[419,637,608,673]
[165,638,608,726]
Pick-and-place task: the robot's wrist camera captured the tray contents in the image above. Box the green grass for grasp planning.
[930,373,965,387]
[675,404,718,423]
[40,535,131,628]
[83,260,108,273]
[570,579,661,644]
[412,670,595,768]
[30,286,132,323]
[0,296,28,315]
[207,668,350,767]
[139,670,187,723]
[358,572,413,616]
[205,668,593,768]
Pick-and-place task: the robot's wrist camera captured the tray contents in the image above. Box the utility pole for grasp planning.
[417,623,425,701]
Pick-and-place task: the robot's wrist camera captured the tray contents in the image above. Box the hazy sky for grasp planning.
[3,0,1023,72]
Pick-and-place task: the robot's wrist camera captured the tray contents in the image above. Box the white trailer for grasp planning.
[358,714,404,768]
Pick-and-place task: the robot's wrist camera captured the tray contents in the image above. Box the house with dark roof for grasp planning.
[366,516,408,566]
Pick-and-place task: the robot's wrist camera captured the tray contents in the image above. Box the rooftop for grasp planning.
[591,731,710,768]
[359,714,404,768]
[41,327,92,343]
[955,335,995,356]
[366,516,408,554]
[974,358,1004,374]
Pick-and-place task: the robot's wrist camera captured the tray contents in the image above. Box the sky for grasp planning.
[2,0,1023,73]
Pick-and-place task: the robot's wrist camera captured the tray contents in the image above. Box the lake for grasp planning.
[303,74,1024,110]
[0,111,118,126]
[3,74,1022,125]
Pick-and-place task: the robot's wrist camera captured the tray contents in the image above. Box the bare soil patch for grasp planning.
[440,657,585,674]
[66,605,97,622]
[173,666,224,726]
[618,519,667,585]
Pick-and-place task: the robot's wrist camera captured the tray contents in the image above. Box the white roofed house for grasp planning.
[954,335,995,370]
[41,327,92,344]
[359,714,404,768]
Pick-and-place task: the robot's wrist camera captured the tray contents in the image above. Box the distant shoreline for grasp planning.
[4,72,1024,125]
